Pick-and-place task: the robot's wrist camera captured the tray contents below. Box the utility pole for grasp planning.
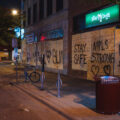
[20,0,24,63]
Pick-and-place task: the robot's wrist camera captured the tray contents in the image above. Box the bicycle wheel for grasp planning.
[29,72,40,83]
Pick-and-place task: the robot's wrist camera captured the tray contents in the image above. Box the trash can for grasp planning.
[95,76,120,114]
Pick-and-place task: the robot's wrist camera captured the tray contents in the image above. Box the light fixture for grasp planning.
[11,9,18,16]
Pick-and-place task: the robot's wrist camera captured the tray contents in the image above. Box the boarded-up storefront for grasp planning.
[23,25,65,72]
[72,4,120,80]
[26,43,36,66]
[72,32,91,71]
[114,29,120,76]
[72,27,120,80]
[25,33,36,66]
[25,39,63,70]
[37,39,63,70]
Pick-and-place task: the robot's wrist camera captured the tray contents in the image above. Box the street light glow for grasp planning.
[12,9,18,16]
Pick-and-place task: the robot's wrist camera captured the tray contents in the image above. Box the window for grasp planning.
[28,7,31,25]
[23,11,26,27]
[39,0,44,20]
[33,3,37,24]
[56,0,63,12]
[21,0,25,10]
[73,15,85,33]
[47,0,53,16]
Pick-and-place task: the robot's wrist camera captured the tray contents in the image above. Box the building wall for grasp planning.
[69,0,120,80]
[22,0,120,80]
[72,27,120,80]
[23,0,69,74]
[69,0,110,17]
[114,29,120,76]
[26,39,63,71]
[72,27,118,80]
[68,0,119,79]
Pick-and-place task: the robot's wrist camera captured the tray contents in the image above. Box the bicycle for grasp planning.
[24,66,41,83]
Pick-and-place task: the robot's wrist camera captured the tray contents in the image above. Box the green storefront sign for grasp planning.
[86,5,120,28]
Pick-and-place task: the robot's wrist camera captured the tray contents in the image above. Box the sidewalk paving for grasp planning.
[15,72,120,120]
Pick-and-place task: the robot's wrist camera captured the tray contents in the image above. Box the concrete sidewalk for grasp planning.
[15,72,120,120]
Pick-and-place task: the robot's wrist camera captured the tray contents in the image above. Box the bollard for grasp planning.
[56,71,62,98]
[24,70,28,82]
[40,72,45,90]
[40,54,45,90]
[15,58,18,82]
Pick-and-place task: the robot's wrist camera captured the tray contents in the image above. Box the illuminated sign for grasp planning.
[40,36,46,41]
[40,29,63,41]
[12,38,18,48]
[14,27,25,39]
[86,5,120,28]
[26,33,34,43]
[14,48,18,58]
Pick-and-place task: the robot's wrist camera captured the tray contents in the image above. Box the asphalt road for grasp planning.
[0,64,67,120]
[0,64,120,120]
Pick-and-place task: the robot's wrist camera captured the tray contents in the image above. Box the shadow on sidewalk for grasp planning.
[74,93,96,111]
[33,72,96,112]
[45,87,96,112]
[15,69,96,112]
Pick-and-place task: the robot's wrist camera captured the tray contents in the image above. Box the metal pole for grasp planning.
[16,57,18,82]
[20,0,24,62]
[40,54,45,90]
[57,70,62,98]
[58,70,61,98]
[55,39,62,97]
[36,43,38,68]
[113,27,116,76]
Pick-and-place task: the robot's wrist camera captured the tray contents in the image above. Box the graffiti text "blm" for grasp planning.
[46,49,63,64]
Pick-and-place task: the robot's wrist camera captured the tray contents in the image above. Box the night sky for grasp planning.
[0,0,20,9]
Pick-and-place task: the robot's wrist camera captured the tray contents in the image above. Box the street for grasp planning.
[0,63,120,120]
[0,64,67,120]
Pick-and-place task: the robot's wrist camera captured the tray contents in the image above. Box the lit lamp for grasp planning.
[11,9,18,16]
[11,9,19,81]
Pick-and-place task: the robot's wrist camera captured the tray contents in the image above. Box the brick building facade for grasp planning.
[22,0,120,80]
[69,0,120,80]
[22,0,69,74]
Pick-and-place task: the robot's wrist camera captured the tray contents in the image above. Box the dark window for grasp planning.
[119,44,120,55]
[33,3,37,23]
[23,11,26,27]
[56,0,63,12]
[47,0,52,16]
[39,0,44,20]
[21,0,25,10]
[28,7,31,25]
[73,15,85,33]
